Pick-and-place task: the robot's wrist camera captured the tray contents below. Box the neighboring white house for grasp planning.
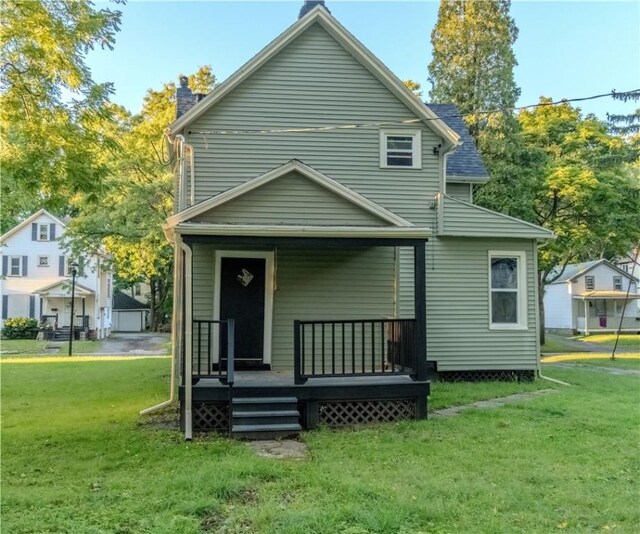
[0,209,113,339]
[616,247,640,316]
[544,259,640,335]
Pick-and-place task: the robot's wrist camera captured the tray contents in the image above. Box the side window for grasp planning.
[489,252,527,329]
[380,130,422,169]
[38,223,49,241]
[613,276,622,291]
[9,256,22,276]
[585,276,595,290]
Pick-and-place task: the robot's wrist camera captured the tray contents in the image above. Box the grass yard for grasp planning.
[2,358,639,533]
[0,338,104,357]
[579,334,640,350]
[540,337,582,353]
[545,357,640,371]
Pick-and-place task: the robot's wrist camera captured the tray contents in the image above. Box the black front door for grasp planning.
[219,257,266,369]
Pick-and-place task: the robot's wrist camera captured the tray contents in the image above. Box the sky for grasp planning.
[88,1,640,120]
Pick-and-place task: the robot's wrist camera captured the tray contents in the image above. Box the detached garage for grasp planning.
[112,291,149,332]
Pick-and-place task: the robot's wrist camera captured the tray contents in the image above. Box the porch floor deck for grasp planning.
[196,371,420,388]
[183,371,430,430]
[185,371,429,403]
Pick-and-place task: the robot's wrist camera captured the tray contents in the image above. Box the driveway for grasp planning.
[83,332,170,356]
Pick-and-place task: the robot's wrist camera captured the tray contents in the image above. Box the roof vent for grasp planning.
[298,1,330,19]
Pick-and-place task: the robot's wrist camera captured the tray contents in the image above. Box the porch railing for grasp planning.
[192,319,235,385]
[294,319,418,384]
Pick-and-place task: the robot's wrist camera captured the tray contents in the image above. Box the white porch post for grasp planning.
[584,300,589,336]
[179,238,194,440]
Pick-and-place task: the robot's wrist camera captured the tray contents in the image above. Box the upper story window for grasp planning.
[613,276,623,291]
[585,276,595,290]
[38,223,49,241]
[380,129,422,169]
[9,256,22,276]
[489,251,527,330]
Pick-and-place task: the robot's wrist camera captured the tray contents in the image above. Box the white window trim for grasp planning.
[379,129,422,169]
[38,223,49,241]
[488,250,528,330]
[613,276,622,291]
[213,250,274,365]
[38,255,49,267]
[9,256,22,277]
[585,275,595,290]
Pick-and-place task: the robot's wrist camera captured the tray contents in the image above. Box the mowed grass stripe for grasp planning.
[2,359,638,533]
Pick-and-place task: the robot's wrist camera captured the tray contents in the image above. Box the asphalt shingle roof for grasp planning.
[113,291,149,310]
[426,103,489,180]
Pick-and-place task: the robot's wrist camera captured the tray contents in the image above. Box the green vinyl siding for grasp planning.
[447,183,472,202]
[183,22,442,225]
[191,244,395,371]
[192,171,386,226]
[398,237,538,371]
[442,195,551,239]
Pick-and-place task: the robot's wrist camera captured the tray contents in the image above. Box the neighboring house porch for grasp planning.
[573,291,640,335]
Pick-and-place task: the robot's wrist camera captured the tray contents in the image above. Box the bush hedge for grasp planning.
[2,317,39,339]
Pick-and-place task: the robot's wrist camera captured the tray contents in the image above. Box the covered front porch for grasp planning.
[573,291,640,335]
[166,160,433,439]
[174,233,429,439]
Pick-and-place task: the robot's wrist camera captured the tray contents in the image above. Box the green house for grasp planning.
[163,3,553,439]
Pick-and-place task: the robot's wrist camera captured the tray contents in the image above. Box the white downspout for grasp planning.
[178,237,193,440]
[139,237,183,416]
[535,241,571,387]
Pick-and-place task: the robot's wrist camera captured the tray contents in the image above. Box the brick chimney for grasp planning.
[176,76,205,119]
[298,1,330,19]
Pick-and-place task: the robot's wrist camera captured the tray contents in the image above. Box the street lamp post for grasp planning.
[68,261,79,357]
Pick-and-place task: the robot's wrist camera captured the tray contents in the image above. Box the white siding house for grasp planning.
[0,210,113,339]
[544,259,640,334]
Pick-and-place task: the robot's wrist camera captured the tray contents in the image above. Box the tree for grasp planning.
[403,79,423,98]
[607,89,640,136]
[0,0,123,233]
[428,0,532,222]
[519,100,639,340]
[64,67,216,329]
[428,0,520,142]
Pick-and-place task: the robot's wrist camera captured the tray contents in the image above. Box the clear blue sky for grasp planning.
[89,1,640,120]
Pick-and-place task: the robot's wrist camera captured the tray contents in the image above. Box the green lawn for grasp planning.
[555,357,640,371]
[2,359,639,533]
[540,337,581,353]
[0,338,103,357]
[579,334,640,350]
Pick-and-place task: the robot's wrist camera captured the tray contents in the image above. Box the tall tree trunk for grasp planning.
[538,272,546,346]
[149,278,157,331]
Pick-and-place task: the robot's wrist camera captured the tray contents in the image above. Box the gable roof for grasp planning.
[33,279,95,296]
[113,291,149,310]
[0,209,67,243]
[166,159,414,229]
[551,259,639,284]
[168,7,459,148]
[427,103,489,182]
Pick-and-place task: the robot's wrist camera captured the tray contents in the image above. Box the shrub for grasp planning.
[2,317,39,339]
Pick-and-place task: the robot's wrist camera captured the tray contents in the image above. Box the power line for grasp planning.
[186,88,640,137]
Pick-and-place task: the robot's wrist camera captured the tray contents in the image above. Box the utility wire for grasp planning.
[187,88,640,136]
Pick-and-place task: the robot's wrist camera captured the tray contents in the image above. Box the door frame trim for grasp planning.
[213,250,274,365]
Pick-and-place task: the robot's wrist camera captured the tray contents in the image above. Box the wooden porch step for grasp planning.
[231,396,301,440]
[233,410,300,426]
